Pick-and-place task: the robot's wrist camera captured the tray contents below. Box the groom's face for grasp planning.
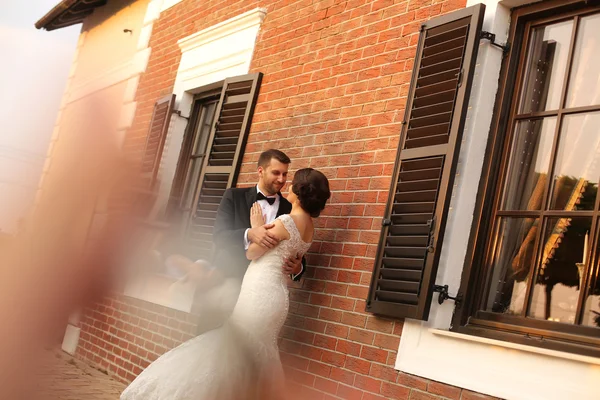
[258,158,289,195]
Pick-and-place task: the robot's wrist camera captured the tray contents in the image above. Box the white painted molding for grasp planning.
[144,0,164,24]
[177,7,267,53]
[137,23,154,51]
[173,7,266,114]
[160,0,182,12]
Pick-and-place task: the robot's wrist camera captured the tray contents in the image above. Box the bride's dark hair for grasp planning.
[291,168,331,218]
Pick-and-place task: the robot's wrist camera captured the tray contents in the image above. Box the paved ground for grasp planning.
[36,349,124,400]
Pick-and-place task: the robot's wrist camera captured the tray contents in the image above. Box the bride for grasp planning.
[120,168,331,400]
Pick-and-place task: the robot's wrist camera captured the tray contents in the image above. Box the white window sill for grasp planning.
[124,273,197,313]
[396,320,600,400]
[430,328,600,366]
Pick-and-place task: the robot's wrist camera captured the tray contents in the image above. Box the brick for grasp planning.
[364,316,394,333]
[360,346,389,363]
[345,356,371,374]
[322,350,347,367]
[325,322,350,338]
[410,390,441,400]
[314,334,338,350]
[331,296,356,311]
[341,312,367,328]
[381,382,411,399]
[428,382,461,400]
[349,328,375,345]
[373,333,401,350]
[355,374,383,394]
[461,390,501,400]
[309,360,332,376]
[336,338,362,357]
[329,366,356,385]
[315,376,339,395]
[320,308,343,323]
[337,384,364,399]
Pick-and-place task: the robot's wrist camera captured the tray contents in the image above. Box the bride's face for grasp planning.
[286,184,297,203]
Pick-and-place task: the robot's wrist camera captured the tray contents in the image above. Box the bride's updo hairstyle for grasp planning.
[291,168,331,218]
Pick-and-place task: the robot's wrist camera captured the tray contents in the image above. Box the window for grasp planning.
[454,0,600,357]
[168,90,220,254]
[134,74,262,278]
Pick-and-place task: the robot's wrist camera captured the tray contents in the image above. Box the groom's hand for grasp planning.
[283,253,302,275]
[248,223,279,248]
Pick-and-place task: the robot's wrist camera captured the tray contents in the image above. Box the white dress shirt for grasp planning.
[244,186,279,249]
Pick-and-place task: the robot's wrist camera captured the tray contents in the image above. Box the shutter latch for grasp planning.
[480,31,510,54]
[433,284,462,306]
[382,218,392,226]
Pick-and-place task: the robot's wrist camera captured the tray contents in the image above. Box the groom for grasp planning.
[212,149,304,281]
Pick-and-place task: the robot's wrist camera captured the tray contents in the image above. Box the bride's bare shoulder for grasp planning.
[288,215,314,243]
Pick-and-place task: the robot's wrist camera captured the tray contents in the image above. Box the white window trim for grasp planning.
[395,1,600,399]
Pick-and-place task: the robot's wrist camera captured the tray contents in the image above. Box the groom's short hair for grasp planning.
[258,149,291,168]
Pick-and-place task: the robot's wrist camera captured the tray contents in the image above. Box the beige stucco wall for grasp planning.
[74,0,149,87]
[38,0,156,205]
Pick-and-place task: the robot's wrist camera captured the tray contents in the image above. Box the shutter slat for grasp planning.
[406,124,450,141]
[382,257,425,269]
[388,224,431,236]
[411,101,455,119]
[415,79,458,99]
[409,111,453,128]
[387,235,429,247]
[405,134,451,149]
[367,4,485,320]
[375,291,419,305]
[419,57,463,80]
[378,279,420,294]
[412,89,457,109]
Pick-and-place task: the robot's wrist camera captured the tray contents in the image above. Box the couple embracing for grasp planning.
[121,149,331,399]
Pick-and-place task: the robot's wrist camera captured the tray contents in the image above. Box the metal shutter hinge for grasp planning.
[433,285,462,306]
[456,70,463,87]
[480,31,510,55]
[382,218,392,226]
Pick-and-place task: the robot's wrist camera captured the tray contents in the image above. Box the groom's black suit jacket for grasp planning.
[213,186,305,281]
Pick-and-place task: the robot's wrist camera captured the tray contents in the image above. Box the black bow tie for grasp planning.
[257,192,277,205]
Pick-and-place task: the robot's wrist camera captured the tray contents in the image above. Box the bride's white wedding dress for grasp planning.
[120,214,311,400]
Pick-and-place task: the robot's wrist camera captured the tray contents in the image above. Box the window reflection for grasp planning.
[549,112,600,211]
[486,218,539,315]
[567,14,600,108]
[501,118,556,210]
[519,21,573,113]
[529,218,591,322]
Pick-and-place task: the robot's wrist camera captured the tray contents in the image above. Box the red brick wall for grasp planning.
[77,295,199,383]
[76,0,500,399]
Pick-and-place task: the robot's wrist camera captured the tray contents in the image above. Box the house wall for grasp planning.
[394,1,600,399]
[38,0,162,372]
[71,0,525,399]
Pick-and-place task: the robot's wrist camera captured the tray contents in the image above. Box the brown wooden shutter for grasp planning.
[184,73,263,259]
[366,4,485,320]
[140,94,176,189]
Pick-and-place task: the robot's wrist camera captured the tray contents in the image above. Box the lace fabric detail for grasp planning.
[120,214,311,400]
